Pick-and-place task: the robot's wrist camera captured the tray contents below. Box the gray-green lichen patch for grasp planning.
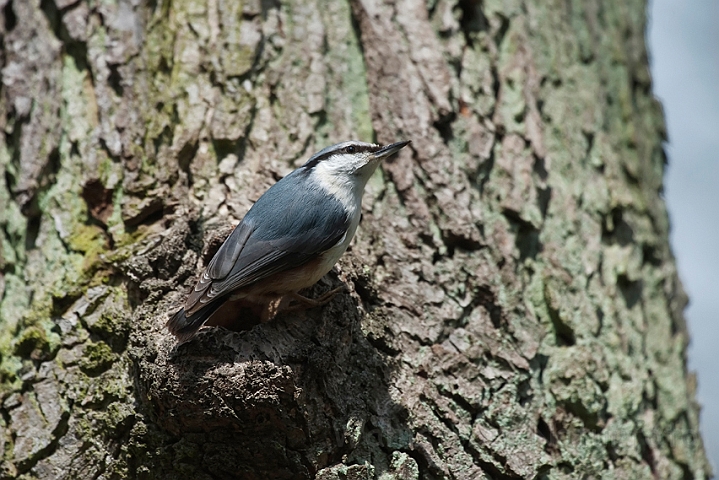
[12,325,58,362]
[79,341,115,376]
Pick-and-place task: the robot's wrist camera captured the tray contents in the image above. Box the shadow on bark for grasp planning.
[128,217,412,479]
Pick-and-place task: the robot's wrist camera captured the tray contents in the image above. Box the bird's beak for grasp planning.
[373,140,411,159]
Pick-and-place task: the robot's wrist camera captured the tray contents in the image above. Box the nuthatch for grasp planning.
[167,140,411,342]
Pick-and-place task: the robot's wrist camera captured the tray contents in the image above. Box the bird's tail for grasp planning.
[166,300,224,343]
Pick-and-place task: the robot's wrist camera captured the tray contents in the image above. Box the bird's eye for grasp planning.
[345,145,356,153]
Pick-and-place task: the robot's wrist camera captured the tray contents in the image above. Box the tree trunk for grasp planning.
[0,0,710,479]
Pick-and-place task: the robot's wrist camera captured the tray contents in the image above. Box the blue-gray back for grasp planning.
[183,168,350,312]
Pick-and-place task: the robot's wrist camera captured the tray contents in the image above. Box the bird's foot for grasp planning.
[288,286,346,309]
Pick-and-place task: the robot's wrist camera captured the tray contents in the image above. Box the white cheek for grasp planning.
[312,163,364,214]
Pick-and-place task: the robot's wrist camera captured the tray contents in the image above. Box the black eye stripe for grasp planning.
[303,143,381,170]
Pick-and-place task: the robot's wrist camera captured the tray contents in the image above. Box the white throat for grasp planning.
[311,160,377,214]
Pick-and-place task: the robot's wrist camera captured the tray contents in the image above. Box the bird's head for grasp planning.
[303,140,411,183]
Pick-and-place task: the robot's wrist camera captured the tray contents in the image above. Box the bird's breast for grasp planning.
[240,249,346,298]
[238,214,360,300]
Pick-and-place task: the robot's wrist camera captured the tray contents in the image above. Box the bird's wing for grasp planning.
[184,219,255,313]
[184,194,350,316]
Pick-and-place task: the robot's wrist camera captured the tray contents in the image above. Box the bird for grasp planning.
[167,140,411,342]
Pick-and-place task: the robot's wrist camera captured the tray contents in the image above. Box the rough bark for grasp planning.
[0,0,710,479]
